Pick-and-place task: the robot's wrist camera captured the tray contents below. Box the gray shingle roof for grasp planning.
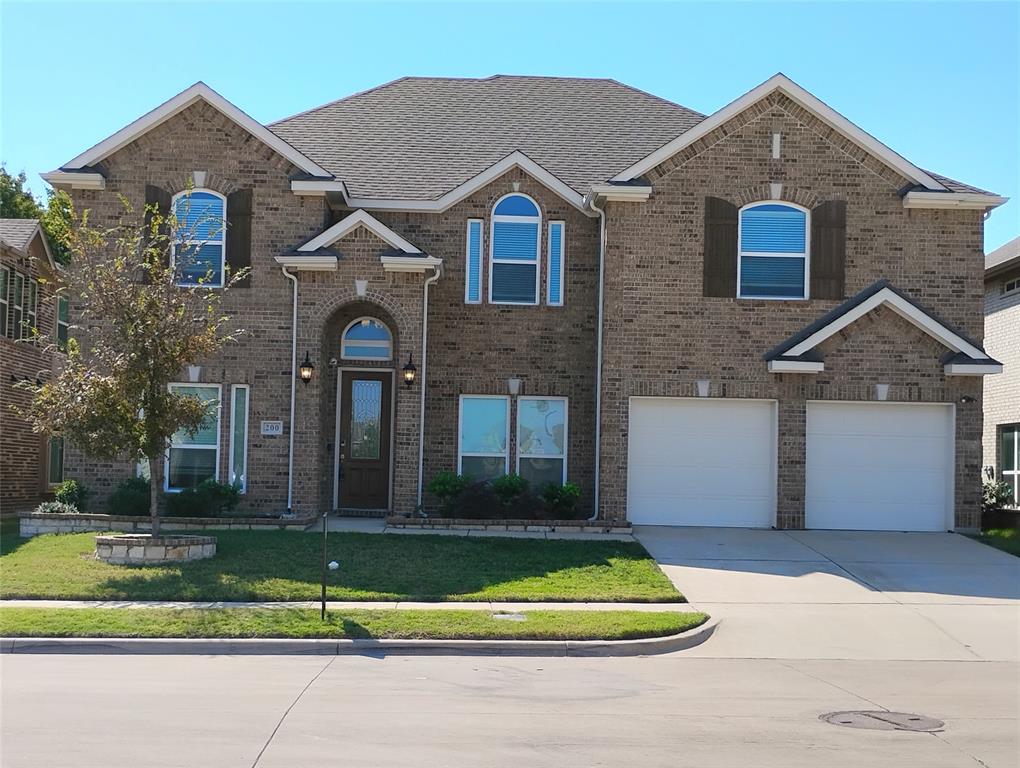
[0,218,41,252]
[270,75,705,200]
[986,235,1020,271]
[923,170,997,196]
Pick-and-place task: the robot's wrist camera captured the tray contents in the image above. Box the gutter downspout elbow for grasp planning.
[588,196,606,522]
[281,266,298,513]
[417,264,443,509]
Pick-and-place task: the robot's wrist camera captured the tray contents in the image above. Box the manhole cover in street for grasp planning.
[820,711,944,732]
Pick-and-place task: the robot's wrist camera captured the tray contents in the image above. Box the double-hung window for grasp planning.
[489,194,541,304]
[516,397,567,487]
[458,395,510,481]
[1001,425,1020,508]
[11,272,24,339]
[738,202,809,299]
[172,189,226,287]
[230,384,249,492]
[0,266,8,337]
[166,384,221,491]
[48,437,64,486]
[26,279,38,340]
[1004,277,1020,296]
[56,296,69,351]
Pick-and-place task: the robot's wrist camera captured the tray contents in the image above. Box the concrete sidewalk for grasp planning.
[0,599,695,612]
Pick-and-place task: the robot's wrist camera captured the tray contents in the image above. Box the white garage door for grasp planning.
[805,402,954,532]
[627,398,776,527]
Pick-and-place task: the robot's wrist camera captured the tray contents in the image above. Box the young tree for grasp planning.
[1,166,74,263]
[19,196,246,535]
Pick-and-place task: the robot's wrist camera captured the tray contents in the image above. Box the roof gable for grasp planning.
[0,218,56,269]
[613,74,948,192]
[765,280,999,376]
[51,82,331,179]
[299,209,424,254]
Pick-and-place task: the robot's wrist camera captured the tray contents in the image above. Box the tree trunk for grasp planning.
[148,456,163,537]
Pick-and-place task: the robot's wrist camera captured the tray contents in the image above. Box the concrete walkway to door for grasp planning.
[633,526,1020,661]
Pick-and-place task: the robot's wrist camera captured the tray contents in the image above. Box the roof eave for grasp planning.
[902,191,1008,210]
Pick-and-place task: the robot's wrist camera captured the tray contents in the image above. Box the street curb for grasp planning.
[0,617,718,658]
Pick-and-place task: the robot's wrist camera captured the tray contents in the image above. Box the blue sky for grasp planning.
[2,1,1017,249]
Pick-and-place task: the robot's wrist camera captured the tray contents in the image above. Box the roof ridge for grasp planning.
[601,78,706,118]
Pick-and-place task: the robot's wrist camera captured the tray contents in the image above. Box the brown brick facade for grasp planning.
[54,88,989,529]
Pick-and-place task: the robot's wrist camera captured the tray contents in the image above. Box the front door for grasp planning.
[338,371,392,509]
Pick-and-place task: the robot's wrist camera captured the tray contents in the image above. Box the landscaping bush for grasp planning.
[983,480,1014,514]
[426,471,473,515]
[164,479,241,518]
[451,481,505,519]
[542,482,582,518]
[107,477,151,517]
[53,479,89,512]
[34,501,79,515]
[490,473,529,506]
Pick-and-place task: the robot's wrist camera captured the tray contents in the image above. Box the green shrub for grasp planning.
[426,471,473,515]
[983,480,1014,514]
[35,501,79,515]
[450,481,503,519]
[164,479,241,518]
[491,473,529,506]
[107,477,151,517]
[542,482,582,518]
[54,479,89,512]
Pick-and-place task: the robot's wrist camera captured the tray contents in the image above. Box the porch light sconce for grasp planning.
[696,379,711,398]
[298,352,315,384]
[187,365,202,383]
[355,279,368,297]
[402,354,417,388]
[507,378,522,396]
[875,383,890,401]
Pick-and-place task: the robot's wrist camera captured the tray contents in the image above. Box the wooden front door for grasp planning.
[338,371,392,509]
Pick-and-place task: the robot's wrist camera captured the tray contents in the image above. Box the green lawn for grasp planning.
[0,528,680,602]
[0,607,705,641]
[969,528,1020,558]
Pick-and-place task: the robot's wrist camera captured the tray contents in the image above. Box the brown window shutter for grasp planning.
[703,196,738,297]
[143,185,172,280]
[810,200,846,300]
[226,189,253,287]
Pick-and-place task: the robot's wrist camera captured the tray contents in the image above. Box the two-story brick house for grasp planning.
[983,236,1019,508]
[40,73,1006,531]
[1,219,66,513]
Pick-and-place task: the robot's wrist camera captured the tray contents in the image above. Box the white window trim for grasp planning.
[26,279,38,341]
[1004,277,1020,296]
[736,200,811,301]
[229,384,250,494]
[340,316,393,361]
[56,295,69,351]
[171,188,227,289]
[516,396,568,485]
[547,221,565,307]
[457,395,510,476]
[488,193,542,306]
[1002,424,1020,508]
[464,218,483,304]
[0,265,9,337]
[165,382,222,492]
[11,271,24,340]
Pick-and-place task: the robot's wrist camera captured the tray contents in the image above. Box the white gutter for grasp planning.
[416,264,443,507]
[281,266,298,513]
[588,196,607,521]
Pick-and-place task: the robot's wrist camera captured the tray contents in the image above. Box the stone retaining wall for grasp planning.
[94,534,216,565]
[385,517,631,534]
[19,512,315,538]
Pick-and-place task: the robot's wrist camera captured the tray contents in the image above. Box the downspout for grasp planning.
[281,266,298,513]
[417,264,443,508]
[588,195,606,521]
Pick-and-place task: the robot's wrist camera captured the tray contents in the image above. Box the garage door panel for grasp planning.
[806,402,952,532]
[627,399,776,527]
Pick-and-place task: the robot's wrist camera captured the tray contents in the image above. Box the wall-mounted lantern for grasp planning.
[298,351,315,384]
[402,354,417,388]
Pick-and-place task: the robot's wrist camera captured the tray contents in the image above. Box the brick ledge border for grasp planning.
[0,617,718,658]
[386,516,632,534]
[19,512,317,537]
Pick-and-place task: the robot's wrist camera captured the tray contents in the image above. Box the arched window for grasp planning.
[341,317,393,361]
[172,189,226,287]
[489,193,541,305]
[737,202,809,299]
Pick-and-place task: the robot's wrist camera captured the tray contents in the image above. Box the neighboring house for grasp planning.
[0,219,66,513]
[983,236,1020,507]
[38,73,1007,532]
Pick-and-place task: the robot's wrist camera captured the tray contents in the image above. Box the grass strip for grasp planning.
[968,528,1020,558]
[0,529,680,603]
[0,607,707,641]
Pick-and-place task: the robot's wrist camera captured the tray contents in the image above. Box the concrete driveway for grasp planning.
[634,527,1020,661]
